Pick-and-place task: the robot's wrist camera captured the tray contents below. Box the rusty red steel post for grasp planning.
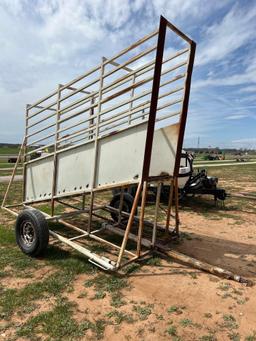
[174,41,196,177]
[142,15,167,181]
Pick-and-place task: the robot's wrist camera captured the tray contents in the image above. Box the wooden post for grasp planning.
[137,181,147,256]
[152,182,161,247]
[160,249,253,286]
[117,182,142,267]
[165,179,174,235]
[174,177,179,235]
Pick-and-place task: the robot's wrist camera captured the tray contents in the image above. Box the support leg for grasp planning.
[88,191,95,233]
[116,182,142,268]
[152,182,162,247]
[137,181,147,256]
[174,177,179,235]
[118,187,124,225]
[165,179,174,236]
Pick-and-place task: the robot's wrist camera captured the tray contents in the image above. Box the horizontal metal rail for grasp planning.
[27,30,159,117]
[25,60,187,150]
[52,65,186,138]
[52,47,188,120]
[26,47,188,128]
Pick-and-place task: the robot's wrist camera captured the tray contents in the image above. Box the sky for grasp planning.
[0,0,255,149]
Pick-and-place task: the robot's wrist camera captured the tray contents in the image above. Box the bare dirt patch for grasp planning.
[60,204,256,341]
[1,265,54,289]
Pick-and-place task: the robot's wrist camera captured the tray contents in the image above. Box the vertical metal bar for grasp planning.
[174,177,179,235]
[82,193,86,210]
[137,181,147,256]
[152,182,161,246]
[165,179,174,235]
[89,95,94,139]
[128,74,136,125]
[88,58,104,233]
[141,16,167,181]
[118,187,124,225]
[173,41,196,177]
[51,85,61,216]
[22,104,29,202]
[117,181,142,268]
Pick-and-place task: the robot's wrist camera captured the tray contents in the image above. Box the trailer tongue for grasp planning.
[114,152,227,205]
[177,152,227,201]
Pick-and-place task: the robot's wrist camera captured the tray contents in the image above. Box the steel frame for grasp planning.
[2,16,196,271]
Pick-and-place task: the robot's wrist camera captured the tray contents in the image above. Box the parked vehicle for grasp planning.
[111,152,227,212]
[8,157,17,163]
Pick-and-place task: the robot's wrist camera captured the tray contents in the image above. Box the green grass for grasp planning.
[144,255,162,266]
[0,218,107,339]
[218,282,231,291]
[199,335,217,341]
[84,273,128,307]
[133,304,153,320]
[220,314,238,330]
[0,222,97,321]
[124,262,141,274]
[0,163,18,168]
[36,203,65,216]
[106,310,134,324]
[179,318,193,327]
[0,224,16,244]
[166,325,177,336]
[0,146,21,155]
[16,296,106,340]
[228,332,240,341]
[94,290,106,299]
[0,270,74,318]
[0,225,41,277]
[0,145,37,155]
[167,305,184,315]
[245,331,256,341]
[0,181,23,206]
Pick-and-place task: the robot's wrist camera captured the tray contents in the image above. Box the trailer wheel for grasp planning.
[110,193,137,222]
[15,209,49,257]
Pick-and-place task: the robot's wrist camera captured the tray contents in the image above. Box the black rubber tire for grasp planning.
[15,209,49,257]
[112,185,137,198]
[159,185,185,203]
[109,193,137,222]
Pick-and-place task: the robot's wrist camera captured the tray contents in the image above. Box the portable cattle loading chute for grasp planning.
[2,16,196,271]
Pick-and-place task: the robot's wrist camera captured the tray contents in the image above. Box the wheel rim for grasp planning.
[21,221,35,246]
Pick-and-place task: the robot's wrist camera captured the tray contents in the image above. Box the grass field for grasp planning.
[0,145,22,176]
[0,153,256,340]
[0,146,21,155]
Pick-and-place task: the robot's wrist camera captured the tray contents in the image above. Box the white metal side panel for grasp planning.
[96,123,148,187]
[56,143,94,195]
[150,123,179,177]
[25,122,179,202]
[25,156,54,201]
